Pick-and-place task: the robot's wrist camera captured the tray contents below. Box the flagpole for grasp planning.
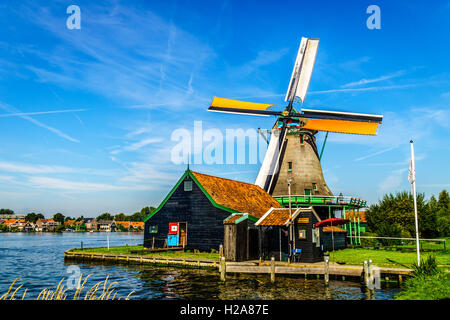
[410,140,421,266]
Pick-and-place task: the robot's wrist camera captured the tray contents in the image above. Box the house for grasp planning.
[23,221,35,232]
[97,220,117,232]
[35,218,57,231]
[144,169,283,251]
[344,210,367,233]
[254,207,324,262]
[116,221,144,231]
[5,219,26,230]
[83,218,97,231]
[64,219,76,227]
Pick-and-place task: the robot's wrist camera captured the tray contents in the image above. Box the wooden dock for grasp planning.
[64,249,412,283]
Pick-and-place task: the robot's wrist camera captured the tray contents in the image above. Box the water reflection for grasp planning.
[0,233,400,300]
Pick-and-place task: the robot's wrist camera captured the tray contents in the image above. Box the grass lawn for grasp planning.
[70,246,220,261]
[328,247,450,269]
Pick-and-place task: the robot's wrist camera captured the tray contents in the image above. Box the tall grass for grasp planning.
[395,255,450,300]
[0,274,134,300]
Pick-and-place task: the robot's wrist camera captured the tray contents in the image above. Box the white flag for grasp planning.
[408,159,415,184]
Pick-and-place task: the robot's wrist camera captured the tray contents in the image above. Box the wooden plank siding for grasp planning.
[144,176,231,251]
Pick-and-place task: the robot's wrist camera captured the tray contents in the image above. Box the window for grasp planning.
[298,229,307,239]
[304,189,311,196]
[288,162,292,172]
[184,180,192,191]
[300,135,305,145]
[149,225,158,233]
[313,183,318,191]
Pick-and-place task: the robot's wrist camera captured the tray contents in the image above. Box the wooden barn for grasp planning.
[255,207,324,262]
[143,169,282,251]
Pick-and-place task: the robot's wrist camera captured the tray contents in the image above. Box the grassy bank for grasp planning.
[70,246,220,261]
[394,272,450,300]
[327,247,450,269]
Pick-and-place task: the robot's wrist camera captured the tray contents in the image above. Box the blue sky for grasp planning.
[0,0,449,217]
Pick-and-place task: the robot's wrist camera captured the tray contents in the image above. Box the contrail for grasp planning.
[0,108,87,117]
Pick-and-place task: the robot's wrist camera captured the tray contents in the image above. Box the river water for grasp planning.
[0,232,400,300]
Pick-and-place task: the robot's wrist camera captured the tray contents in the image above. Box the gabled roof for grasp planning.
[255,207,321,226]
[323,226,347,233]
[191,171,283,218]
[144,170,282,222]
[224,213,255,225]
[346,210,367,223]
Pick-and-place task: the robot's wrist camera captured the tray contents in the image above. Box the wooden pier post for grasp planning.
[368,259,374,287]
[363,260,369,287]
[324,254,329,286]
[152,237,155,249]
[219,244,224,258]
[270,257,275,283]
[220,257,226,282]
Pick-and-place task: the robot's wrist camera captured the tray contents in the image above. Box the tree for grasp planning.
[134,206,155,221]
[0,208,14,216]
[36,213,44,220]
[366,191,427,237]
[436,190,450,237]
[97,212,113,221]
[25,213,38,223]
[53,213,65,225]
[421,195,438,238]
[114,213,128,221]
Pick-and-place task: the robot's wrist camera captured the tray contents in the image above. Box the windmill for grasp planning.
[207,37,383,200]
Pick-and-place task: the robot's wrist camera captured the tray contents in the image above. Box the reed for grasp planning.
[1,275,133,300]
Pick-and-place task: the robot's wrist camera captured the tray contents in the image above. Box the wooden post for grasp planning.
[152,237,155,249]
[270,257,275,283]
[81,241,83,250]
[368,259,374,287]
[363,260,369,287]
[220,257,226,282]
[107,234,110,251]
[219,244,224,258]
[324,254,329,286]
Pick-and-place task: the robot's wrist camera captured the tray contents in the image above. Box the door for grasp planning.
[178,222,187,247]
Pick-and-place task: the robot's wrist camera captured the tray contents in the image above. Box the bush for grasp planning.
[411,255,439,277]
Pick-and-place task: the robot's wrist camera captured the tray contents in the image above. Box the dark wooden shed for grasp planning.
[223,213,259,262]
[255,207,325,262]
[143,169,282,251]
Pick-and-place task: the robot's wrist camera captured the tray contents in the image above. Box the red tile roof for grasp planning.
[345,210,367,223]
[323,226,347,233]
[191,171,283,219]
[256,208,291,226]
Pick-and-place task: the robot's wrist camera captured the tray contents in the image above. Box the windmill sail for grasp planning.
[255,129,280,189]
[208,97,277,116]
[285,38,320,103]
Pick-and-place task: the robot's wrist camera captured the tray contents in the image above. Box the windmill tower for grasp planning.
[208,37,383,199]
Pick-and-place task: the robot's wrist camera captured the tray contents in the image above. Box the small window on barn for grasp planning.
[184,180,192,191]
[313,183,318,191]
[288,162,292,172]
[300,134,305,146]
[149,225,158,233]
[298,229,307,239]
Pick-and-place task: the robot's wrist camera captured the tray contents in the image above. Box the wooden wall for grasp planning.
[144,176,231,251]
[224,220,248,262]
